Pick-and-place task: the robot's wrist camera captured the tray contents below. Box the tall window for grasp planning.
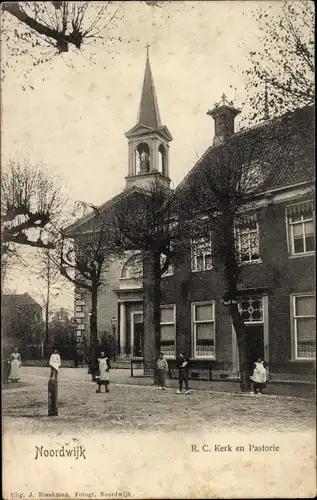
[136,142,150,173]
[286,201,315,256]
[235,215,260,263]
[292,294,316,360]
[158,144,167,176]
[160,305,176,357]
[192,302,215,358]
[191,236,212,271]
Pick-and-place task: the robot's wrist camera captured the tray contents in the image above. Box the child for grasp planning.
[49,349,61,380]
[156,352,168,390]
[96,352,111,393]
[176,353,190,394]
[251,357,267,395]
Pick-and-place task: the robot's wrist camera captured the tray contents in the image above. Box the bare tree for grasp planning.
[108,180,177,377]
[1,158,65,250]
[56,212,119,373]
[33,245,70,357]
[243,1,314,123]
[176,105,314,391]
[1,1,173,78]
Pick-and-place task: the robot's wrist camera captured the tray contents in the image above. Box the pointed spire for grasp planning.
[137,46,161,129]
[264,81,270,121]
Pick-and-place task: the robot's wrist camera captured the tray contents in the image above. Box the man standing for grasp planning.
[156,352,168,390]
[49,349,61,380]
[176,353,190,394]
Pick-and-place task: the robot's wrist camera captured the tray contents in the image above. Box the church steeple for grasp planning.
[137,46,161,129]
[125,48,172,190]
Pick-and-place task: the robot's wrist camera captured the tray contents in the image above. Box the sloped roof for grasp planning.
[176,103,315,198]
[137,55,161,129]
[125,55,172,141]
[63,185,154,236]
[1,293,42,311]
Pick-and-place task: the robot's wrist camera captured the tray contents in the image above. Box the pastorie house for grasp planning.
[65,54,315,383]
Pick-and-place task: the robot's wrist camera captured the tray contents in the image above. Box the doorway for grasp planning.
[245,324,264,363]
[131,311,144,358]
[133,323,144,357]
[232,295,269,377]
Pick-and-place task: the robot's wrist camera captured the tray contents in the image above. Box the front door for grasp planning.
[133,323,144,357]
[232,295,269,377]
[245,324,264,363]
[131,311,144,358]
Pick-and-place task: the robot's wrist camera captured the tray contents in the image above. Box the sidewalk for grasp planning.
[118,370,315,399]
[17,366,315,399]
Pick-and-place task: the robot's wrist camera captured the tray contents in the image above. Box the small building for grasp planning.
[1,293,43,357]
[66,55,315,382]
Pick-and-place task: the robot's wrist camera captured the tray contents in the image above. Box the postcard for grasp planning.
[1,1,315,499]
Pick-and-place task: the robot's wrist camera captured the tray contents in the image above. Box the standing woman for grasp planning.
[9,347,22,382]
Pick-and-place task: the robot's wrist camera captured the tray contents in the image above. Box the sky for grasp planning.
[1,0,284,314]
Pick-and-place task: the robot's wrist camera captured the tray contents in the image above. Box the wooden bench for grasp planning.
[130,358,144,377]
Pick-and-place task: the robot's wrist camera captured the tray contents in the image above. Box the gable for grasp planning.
[63,186,152,237]
[125,124,173,142]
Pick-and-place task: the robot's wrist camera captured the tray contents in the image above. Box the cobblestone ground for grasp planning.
[2,367,315,436]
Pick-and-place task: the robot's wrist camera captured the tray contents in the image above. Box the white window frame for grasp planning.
[191,234,213,272]
[291,293,316,361]
[235,216,261,264]
[160,304,176,358]
[286,201,315,257]
[192,301,216,359]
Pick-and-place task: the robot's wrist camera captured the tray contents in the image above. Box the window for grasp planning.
[235,215,260,263]
[238,296,263,323]
[286,202,315,256]
[160,305,175,357]
[121,254,143,279]
[192,302,215,358]
[191,236,212,271]
[292,294,316,360]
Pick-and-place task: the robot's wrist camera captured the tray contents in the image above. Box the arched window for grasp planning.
[136,143,150,173]
[121,254,143,279]
[158,144,167,176]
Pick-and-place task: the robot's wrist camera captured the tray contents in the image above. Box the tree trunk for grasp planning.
[143,251,161,380]
[44,300,49,358]
[229,304,251,392]
[221,213,251,392]
[90,284,98,378]
[44,256,50,358]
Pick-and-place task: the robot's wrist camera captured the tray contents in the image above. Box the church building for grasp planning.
[66,53,315,382]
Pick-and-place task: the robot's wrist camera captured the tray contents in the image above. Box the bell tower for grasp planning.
[125,46,173,189]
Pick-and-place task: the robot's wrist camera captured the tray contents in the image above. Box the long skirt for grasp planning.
[157,369,166,387]
[10,359,21,381]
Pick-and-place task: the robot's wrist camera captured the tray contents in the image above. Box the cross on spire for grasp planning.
[145,43,151,58]
[221,93,227,104]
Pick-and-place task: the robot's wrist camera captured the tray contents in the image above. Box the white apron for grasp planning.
[49,354,61,371]
[252,362,267,384]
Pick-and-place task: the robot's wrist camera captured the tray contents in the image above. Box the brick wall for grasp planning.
[161,200,315,378]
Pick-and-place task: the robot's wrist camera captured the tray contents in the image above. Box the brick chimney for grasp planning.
[207,94,241,146]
